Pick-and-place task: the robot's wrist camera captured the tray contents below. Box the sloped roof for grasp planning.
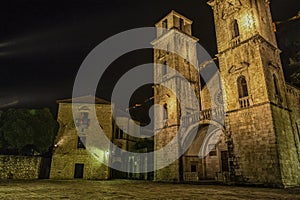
[56,95,110,104]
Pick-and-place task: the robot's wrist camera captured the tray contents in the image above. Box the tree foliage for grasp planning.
[0,108,58,155]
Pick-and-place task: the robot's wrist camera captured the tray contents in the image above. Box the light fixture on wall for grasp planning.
[105,150,110,157]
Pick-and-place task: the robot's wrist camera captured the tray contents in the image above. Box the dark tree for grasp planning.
[0,108,58,155]
[31,108,58,154]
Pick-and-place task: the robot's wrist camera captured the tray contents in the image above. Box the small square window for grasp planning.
[209,150,217,156]
[162,61,167,76]
[191,164,197,172]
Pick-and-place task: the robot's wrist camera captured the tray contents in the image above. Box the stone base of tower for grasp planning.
[227,106,282,187]
[154,122,181,182]
[226,103,300,188]
[271,104,300,188]
[154,160,181,182]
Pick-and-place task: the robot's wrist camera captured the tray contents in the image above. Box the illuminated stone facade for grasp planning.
[50,96,151,180]
[50,96,113,180]
[153,1,300,187]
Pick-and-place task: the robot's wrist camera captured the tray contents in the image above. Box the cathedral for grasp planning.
[50,0,300,188]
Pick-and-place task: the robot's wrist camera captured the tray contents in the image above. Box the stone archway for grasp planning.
[182,124,228,182]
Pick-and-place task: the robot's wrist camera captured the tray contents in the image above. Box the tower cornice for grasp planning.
[151,28,199,46]
[155,10,193,27]
[217,34,281,57]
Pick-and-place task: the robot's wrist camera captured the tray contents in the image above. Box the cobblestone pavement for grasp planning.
[0,180,300,200]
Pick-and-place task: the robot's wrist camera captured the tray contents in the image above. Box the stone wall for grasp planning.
[154,126,180,182]
[0,155,42,179]
[227,104,282,187]
[51,153,109,180]
[286,84,300,134]
[271,105,300,187]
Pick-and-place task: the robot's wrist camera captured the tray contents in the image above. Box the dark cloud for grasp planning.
[0,0,299,115]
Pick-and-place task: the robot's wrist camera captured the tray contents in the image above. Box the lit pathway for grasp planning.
[0,180,300,200]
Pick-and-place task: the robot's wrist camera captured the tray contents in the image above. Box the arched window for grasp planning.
[163,104,168,120]
[115,127,120,139]
[119,129,124,139]
[162,61,167,76]
[179,18,184,30]
[232,19,240,38]
[273,74,280,96]
[237,76,249,98]
[162,19,168,29]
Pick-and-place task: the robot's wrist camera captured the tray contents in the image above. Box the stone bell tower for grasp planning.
[208,0,300,187]
[151,10,201,182]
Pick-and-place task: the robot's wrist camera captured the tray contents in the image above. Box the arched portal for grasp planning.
[182,124,228,182]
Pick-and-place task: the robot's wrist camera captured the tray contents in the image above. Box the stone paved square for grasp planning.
[0,180,300,200]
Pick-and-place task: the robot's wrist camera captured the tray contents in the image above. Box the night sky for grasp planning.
[0,0,299,116]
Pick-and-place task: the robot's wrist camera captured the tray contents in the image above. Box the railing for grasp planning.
[230,36,241,47]
[181,107,225,128]
[183,172,199,182]
[239,97,250,108]
[215,171,230,182]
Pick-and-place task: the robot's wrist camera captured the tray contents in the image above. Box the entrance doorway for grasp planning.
[182,126,228,182]
[74,163,84,179]
[221,151,229,172]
